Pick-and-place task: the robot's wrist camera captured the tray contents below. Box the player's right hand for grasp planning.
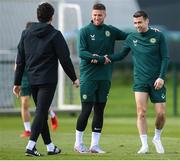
[91,54,99,64]
[73,79,80,88]
[91,59,98,64]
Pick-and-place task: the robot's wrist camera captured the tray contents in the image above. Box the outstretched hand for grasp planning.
[104,55,111,64]
[73,79,80,88]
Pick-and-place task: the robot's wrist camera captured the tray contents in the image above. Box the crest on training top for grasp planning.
[105,30,110,37]
[150,38,156,43]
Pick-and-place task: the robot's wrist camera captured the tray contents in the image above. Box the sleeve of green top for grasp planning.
[110,25,129,40]
[98,39,130,64]
[78,28,105,63]
[78,28,96,61]
[108,40,131,62]
[159,33,170,80]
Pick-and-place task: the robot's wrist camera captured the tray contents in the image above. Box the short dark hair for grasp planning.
[133,11,148,19]
[93,3,106,10]
[37,2,54,22]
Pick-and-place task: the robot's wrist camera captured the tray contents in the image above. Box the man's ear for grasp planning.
[103,11,106,18]
[48,17,53,24]
[146,18,149,24]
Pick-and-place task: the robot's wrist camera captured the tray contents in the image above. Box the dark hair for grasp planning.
[37,2,54,22]
[133,11,148,19]
[93,3,106,10]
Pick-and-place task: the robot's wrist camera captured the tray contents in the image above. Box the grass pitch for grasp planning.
[0,116,180,160]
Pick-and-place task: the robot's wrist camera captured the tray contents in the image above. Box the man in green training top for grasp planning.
[74,3,128,153]
[100,11,169,154]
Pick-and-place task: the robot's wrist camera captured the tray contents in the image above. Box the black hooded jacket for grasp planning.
[14,22,77,85]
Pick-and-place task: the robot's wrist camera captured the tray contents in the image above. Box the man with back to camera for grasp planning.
[13,2,79,156]
[98,10,169,154]
[15,22,58,137]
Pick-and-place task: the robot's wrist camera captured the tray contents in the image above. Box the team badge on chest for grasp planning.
[150,38,156,43]
[105,30,110,37]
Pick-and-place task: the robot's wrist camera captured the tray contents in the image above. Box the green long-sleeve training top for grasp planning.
[109,28,169,84]
[79,22,128,81]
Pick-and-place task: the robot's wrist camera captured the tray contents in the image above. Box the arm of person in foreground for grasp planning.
[53,31,79,87]
[14,30,26,86]
[13,30,26,97]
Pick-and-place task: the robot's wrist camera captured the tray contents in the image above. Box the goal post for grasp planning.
[57,2,82,111]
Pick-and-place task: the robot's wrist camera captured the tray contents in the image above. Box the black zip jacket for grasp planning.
[14,22,77,85]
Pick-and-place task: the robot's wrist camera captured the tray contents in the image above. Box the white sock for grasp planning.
[49,110,55,118]
[46,142,55,152]
[26,140,36,150]
[153,128,162,140]
[75,130,83,147]
[24,122,31,131]
[140,134,148,147]
[90,132,101,148]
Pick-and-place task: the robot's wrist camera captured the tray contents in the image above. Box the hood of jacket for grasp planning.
[29,22,54,38]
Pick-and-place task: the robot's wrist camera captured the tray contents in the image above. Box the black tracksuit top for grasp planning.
[14,22,77,85]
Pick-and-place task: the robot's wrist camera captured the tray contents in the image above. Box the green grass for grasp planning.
[8,68,180,159]
[0,116,180,160]
[13,81,180,117]
[13,68,180,117]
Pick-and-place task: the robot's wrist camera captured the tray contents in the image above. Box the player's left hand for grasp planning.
[104,55,111,64]
[154,78,164,90]
[13,85,21,98]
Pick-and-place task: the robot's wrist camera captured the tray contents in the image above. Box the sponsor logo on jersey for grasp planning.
[82,94,87,100]
[133,40,138,46]
[90,34,95,40]
[105,30,110,37]
[161,93,165,99]
[150,38,156,43]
